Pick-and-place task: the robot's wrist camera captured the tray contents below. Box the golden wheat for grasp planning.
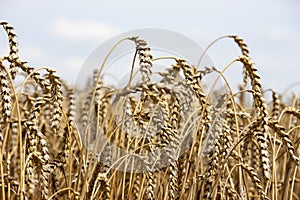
[0,21,299,200]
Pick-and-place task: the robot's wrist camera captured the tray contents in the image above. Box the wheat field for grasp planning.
[0,22,299,200]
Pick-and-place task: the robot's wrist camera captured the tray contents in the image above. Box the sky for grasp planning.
[1,0,300,93]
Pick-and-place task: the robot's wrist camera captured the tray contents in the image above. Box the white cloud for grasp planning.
[55,56,86,83]
[19,45,46,62]
[266,28,294,41]
[49,18,120,43]
[254,27,299,43]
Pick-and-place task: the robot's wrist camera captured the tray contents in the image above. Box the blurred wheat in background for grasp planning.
[0,22,299,200]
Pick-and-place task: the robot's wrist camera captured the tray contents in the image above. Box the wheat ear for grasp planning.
[238,55,270,180]
[0,61,12,123]
[0,22,19,79]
